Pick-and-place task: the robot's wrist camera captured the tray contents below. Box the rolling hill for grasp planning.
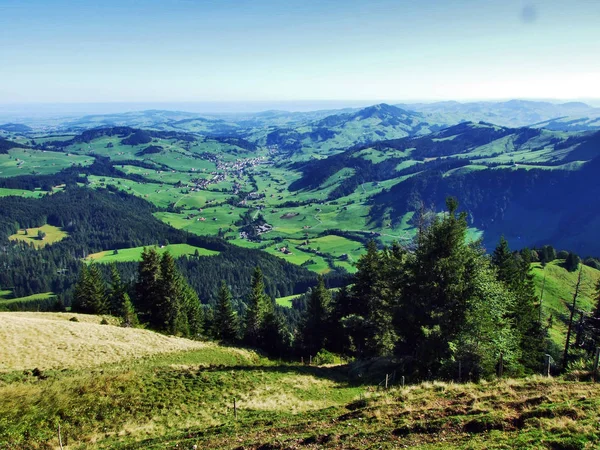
[396,99,600,129]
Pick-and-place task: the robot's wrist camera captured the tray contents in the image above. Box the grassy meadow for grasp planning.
[8,224,68,248]
[1,311,600,449]
[85,243,219,264]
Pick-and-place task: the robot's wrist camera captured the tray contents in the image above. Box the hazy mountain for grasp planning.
[0,123,33,133]
[262,103,440,158]
[396,100,600,129]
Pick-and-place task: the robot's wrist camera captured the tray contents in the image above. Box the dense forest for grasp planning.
[0,188,346,305]
[67,197,600,381]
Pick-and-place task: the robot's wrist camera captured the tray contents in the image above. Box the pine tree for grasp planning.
[244,267,273,346]
[403,198,479,377]
[492,236,518,285]
[328,285,352,354]
[214,281,238,342]
[120,292,138,327]
[300,275,331,354]
[181,283,203,338]
[87,264,109,314]
[348,240,384,356]
[108,263,125,316]
[73,263,108,315]
[135,247,162,323]
[564,252,580,272]
[72,263,89,312]
[513,248,547,372]
[159,251,187,335]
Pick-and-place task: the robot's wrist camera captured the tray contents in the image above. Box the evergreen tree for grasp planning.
[181,283,203,337]
[214,280,238,342]
[72,263,89,312]
[135,247,161,323]
[402,198,482,377]
[328,285,352,355]
[108,263,125,316]
[564,252,580,272]
[513,248,547,372]
[492,236,518,285]
[300,275,331,354]
[120,292,138,327]
[260,309,292,357]
[73,263,108,314]
[87,263,109,314]
[348,240,387,356]
[244,267,273,346]
[159,251,188,335]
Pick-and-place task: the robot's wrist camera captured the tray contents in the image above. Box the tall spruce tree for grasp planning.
[214,281,238,342]
[135,247,162,323]
[159,251,188,335]
[244,267,273,346]
[108,263,125,316]
[300,275,331,354]
[492,239,546,373]
[403,198,481,377]
[73,263,108,315]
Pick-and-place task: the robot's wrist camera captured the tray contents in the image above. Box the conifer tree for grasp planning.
[492,236,518,285]
[214,280,238,342]
[87,263,109,314]
[403,198,479,376]
[108,263,125,316]
[300,275,331,354]
[159,251,188,335]
[135,247,161,323]
[72,263,89,312]
[120,292,138,327]
[181,283,203,337]
[244,267,273,346]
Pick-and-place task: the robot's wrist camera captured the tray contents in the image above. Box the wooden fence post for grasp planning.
[385,373,389,390]
[401,375,405,389]
[234,398,237,419]
[545,354,551,377]
[458,360,462,383]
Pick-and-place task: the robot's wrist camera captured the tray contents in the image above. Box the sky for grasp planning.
[1,0,599,108]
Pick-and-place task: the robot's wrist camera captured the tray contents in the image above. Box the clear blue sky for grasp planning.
[1,0,599,105]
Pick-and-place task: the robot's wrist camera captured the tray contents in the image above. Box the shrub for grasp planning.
[313,349,338,365]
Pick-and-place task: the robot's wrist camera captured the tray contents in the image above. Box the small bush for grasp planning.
[69,317,79,322]
[100,318,109,325]
[313,349,338,365]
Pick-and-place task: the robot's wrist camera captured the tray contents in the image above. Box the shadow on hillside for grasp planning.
[193,362,357,386]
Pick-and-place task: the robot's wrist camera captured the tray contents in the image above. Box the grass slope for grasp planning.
[85,243,219,263]
[0,312,232,371]
[8,224,68,248]
[532,260,600,349]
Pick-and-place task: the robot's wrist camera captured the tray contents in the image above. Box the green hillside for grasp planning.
[532,260,600,351]
[85,243,219,263]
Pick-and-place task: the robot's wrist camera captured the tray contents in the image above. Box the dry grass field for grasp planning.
[0,312,222,371]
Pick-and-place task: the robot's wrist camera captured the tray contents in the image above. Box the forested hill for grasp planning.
[287,122,600,253]
[0,188,335,302]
